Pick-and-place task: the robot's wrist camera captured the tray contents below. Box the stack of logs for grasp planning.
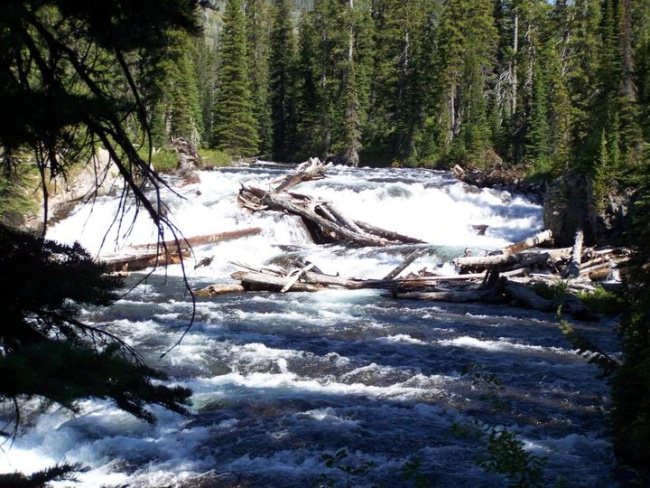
[238,158,423,246]
[97,157,628,320]
[197,228,628,320]
[202,160,629,320]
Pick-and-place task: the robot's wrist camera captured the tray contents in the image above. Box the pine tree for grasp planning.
[193,35,219,145]
[526,50,551,173]
[563,0,602,170]
[434,0,498,165]
[269,0,296,161]
[246,0,273,155]
[546,42,572,172]
[367,0,434,163]
[340,0,364,166]
[212,0,260,157]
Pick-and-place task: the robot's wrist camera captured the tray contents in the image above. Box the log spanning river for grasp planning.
[3,165,618,486]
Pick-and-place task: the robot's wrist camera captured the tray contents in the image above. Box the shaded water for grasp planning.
[1,165,618,486]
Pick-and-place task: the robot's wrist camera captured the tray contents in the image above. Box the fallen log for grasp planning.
[232,270,323,292]
[383,249,429,280]
[239,186,422,246]
[195,283,246,297]
[282,262,316,292]
[395,289,493,303]
[131,227,262,252]
[453,251,550,273]
[503,281,555,312]
[502,229,553,254]
[354,221,424,245]
[504,280,595,319]
[102,249,190,272]
[272,157,328,193]
[204,260,597,319]
[100,228,262,272]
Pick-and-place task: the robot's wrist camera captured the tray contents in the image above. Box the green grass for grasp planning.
[198,148,233,169]
[136,148,179,173]
[151,149,179,172]
[577,286,626,315]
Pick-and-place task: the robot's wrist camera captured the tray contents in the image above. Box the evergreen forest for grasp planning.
[1,0,650,485]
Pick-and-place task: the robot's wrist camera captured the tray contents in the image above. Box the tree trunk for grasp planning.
[566,228,584,278]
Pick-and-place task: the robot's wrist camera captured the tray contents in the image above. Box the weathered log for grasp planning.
[383,249,429,280]
[504,280,595,319]
[131,227,262,252]
[240,186,422,246]
[503,281,555,312]
[354,221,424,245]
[234,271,323,292]
[195,283,246,297]
[102,249,190,272]
[239,162,423,247]
[502,229,553,254]
[453,251,550,273]
[565,228,584,278]
[282,262,316,292]
[272,157,328,193]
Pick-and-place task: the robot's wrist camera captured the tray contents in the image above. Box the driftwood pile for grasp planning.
[195,161,630,319]
[99,157,627,319]
[238,158,423,246]
[196,228,627,320]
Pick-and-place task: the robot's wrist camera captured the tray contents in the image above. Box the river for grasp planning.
[1,165,618,487]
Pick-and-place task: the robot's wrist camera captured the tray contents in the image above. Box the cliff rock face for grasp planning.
[544,171,632,246]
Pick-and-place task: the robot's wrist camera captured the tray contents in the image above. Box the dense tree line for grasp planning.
[181,0,649,184]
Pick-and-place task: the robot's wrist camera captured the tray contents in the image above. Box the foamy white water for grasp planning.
[2,165,618,487]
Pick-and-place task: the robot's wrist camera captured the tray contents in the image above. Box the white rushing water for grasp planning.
[1,165,618,487]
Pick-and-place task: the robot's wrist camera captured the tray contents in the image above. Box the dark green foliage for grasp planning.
[367,0,435,164]
[0,0,202,238]
[212,0,260,156]
[193,36,220,145]
[0,225,191,424]
[246,0,273,155]
[143,27,203,148]
[434,0,498,167]
[611,148,650,481]
[526,53,551,172]
[0,0,200,433]
[577,286,626,315]
[0,463,82,488]
[0,162,38,227]
[269,0,297,161]
[478,429,545,488]
[294,0,364,162]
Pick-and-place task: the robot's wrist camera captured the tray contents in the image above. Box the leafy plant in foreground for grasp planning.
[478,429,545,488]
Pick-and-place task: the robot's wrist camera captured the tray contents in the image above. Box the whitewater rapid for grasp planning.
[1,165,618,487]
